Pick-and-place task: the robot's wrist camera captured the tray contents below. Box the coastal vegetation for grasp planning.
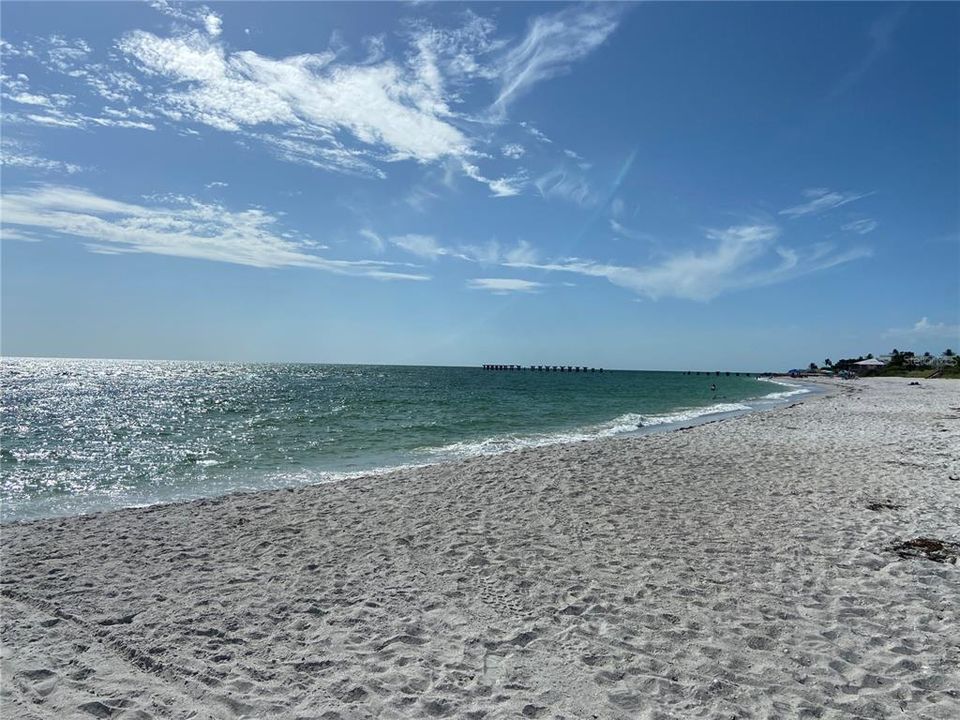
[807,349,959,378]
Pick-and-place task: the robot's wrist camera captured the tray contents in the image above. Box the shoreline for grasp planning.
[3,376,825,526]
[3,377,958,719]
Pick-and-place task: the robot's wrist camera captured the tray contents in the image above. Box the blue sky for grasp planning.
[1,1,957,370]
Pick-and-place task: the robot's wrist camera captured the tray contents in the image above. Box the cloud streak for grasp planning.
[507,223,871,301]
[492,5,621,114]
[842,218,878,235]
[1,6,612,197]
[467,277,544,294]
[0,185,428,280]
[0,139,83,174]
[829,4,909,99]
[780,188,872,218]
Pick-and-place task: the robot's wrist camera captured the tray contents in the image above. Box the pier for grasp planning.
[482,365,603,372]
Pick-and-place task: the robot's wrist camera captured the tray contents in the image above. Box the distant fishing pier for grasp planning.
[484,365,603,372]
[483,365,755,376]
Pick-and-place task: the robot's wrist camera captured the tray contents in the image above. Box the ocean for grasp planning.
[0,358,810,522]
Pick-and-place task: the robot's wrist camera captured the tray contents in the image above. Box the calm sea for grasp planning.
[0,359,809,522]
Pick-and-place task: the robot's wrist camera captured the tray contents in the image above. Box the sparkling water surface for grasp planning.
[1,359,806,522]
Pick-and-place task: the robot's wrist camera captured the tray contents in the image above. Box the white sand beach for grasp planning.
[2,377,959,720]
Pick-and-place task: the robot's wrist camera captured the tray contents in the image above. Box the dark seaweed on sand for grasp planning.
[889,538,960,564]
[866,501,903,511]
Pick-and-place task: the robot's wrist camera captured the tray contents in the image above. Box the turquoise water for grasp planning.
[0,359,809,522]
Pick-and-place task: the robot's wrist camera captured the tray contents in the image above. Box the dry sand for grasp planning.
[2,377,959,719]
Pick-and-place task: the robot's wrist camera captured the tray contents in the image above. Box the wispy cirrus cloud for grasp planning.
[842,218,878,235]
[0,185,428,280]
[386,233,538,265]
[829,4,909,99]
[609,219,660,246]
[534,166,596,206]
[389,233,467,261]
[113,22,538,192]
[507,223,871,301]
[2,4,614,200]
[0,138,84,174]
[467,277,544,294]
[780,187,872,218]
[492,5,622,115]
[148,1,223,38]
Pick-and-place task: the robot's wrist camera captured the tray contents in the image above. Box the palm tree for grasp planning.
[824,358,833,367]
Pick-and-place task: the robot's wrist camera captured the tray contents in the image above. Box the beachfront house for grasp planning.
[853,358,886,373]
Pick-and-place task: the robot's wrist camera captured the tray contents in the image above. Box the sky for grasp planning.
[1,1,957,371]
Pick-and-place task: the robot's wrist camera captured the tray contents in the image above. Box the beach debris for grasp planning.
[888,538,960,564]
[866,501,903,512]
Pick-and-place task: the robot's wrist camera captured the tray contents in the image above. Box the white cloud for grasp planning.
[459,240,501,264]
[0,185,428,280]
[467,277,544,294]
[6,104,156,131]
[460,160,526,197]
[118,28,472,171]
[404,11,501,88]
[149,1,223,38]
[610,219,659,245]
[386,233,538,265]
[204,13,223,38]
[884,317,960,341]
[389,233,461,261]
[84,69,144,104]
[842,218,878,235]
[0,139,83,174]
[534,167,595,206]
[4,92,55,107]
[2,9,603,191]
[204,181,228,188]
[492,5,621,114]
[458,239,538,265]
[504,239,538,265]
[361,35,387,65]
[507,223,871,301]
[360,228,385,252]
[43,35,91,73]
[487,177,525,198]
[254,130,384,178]
[780,188,872,218]
[0,227,48,242]
[520,121,552,144]
[403,184,441,213]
